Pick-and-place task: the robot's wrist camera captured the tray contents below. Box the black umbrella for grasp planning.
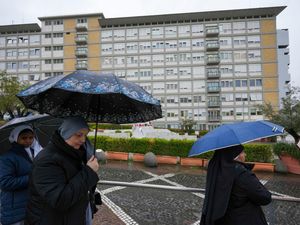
[0,114,63,154]
[17,70,162,150]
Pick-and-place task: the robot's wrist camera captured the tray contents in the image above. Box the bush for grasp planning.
[115,130,122,133]
[244,143,273,163]
[273,142,300,161]
[88,136,273,162]
[88,123,132,130]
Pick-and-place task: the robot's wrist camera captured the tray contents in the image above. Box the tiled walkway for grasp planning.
[94,161,300,225]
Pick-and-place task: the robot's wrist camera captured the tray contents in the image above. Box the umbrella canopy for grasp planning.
[0,114,63,154]
[189,120,285,157]
[17,70,162,124]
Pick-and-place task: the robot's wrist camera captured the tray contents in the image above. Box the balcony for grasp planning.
[205,27,219,37]
[75,24,88,31]
[206,55,220,65]
[207,69,220,79]
[208,115,221,122]
[75,36,88,44]
[75,62,88,70]
[75,49,88,57]
[207,101,221,107]
[207,86,220,93]
[206,42,220,51]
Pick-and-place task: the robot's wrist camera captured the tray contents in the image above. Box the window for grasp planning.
[45,20,52,26]
[53,20,63,25]
[178,25,190,37]
[219,23,231,34]
[45,33,52,38]
[165,26,177,38]
[126,28,138,39]
[248,64,261,76]
[248,36,260,47]
[233,22,246,34]
[139,28,151,39]
[77,18,87,24]
[247,21,260,33]
[29,48,40,56]
[53,33,63,38]
[248,50,261,61]
[191,24,204,35]
[30,35,40,44]
[233,36,246,47]
[53,46,63,51]
[18,36,29,44]
[152,27,164,37]
[45,59,52,64]
[45,46,52,51]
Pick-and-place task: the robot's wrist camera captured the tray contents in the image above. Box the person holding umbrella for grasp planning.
[0,125,42,225]
[25,117,99,225]
[200,145,272,225]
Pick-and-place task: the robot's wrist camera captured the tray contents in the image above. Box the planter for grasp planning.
[280,154,300,175]
[203,159,209,168]
[106,151,128,161]
[180,158,203,167]
[156,155,179,165]
[251,162,275,172]
[132,153,145,162]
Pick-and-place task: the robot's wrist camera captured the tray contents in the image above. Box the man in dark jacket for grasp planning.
[25,117,99,225]
[200,145,271,225]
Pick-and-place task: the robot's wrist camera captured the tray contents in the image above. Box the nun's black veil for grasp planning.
[200,145,244,225]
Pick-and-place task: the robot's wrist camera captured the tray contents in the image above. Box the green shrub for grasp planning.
[244,143,273,163]
[88,136,273,162]
[273,142,300,161]
[199,130,209,136]
[88,123,132,130]
[115,130,121,133]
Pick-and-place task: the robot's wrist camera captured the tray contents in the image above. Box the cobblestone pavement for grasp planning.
[94,160,300,225]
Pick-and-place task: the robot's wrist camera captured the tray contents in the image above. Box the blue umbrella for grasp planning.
[17,70,162,124]
[189,120,285,157]
[17,70,162,151]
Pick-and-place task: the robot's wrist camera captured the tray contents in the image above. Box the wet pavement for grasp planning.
[94,160,300,225]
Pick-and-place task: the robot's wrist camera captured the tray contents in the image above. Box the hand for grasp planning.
[87,155,99,172]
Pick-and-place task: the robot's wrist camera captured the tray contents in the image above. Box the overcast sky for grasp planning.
[0,0,299,86]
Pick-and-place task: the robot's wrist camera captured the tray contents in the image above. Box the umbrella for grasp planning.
[16,70,162,150]
[0,114,63,154]
[189,120,285,157]
[16,70,162,124]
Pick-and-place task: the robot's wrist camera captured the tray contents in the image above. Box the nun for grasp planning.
[0,125,42,225]
[200,145,272,225]
[25,117,99,225]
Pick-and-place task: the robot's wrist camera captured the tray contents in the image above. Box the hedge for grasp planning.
[88,123,132,130]
[89,136,273,162]
[273,142,300,161]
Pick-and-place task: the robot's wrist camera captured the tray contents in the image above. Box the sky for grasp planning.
[0,0,299,86]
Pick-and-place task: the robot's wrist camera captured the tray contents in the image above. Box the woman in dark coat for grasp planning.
[200,145,271,225]
[0,125,42,225]
[25,117,99,225]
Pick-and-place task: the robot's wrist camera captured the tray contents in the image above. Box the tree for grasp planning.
[180,117,196,134]
[0,71,28,119]
[258,86,300,146]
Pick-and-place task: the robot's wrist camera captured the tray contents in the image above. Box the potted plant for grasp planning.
[273,142,300,175]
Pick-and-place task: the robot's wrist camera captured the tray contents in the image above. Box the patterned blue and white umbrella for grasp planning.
[17,70,162,124]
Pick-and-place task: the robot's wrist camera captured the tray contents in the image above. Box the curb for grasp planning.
[104,151,275,172]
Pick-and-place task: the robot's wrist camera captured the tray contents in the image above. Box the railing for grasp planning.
[98,180,300,202]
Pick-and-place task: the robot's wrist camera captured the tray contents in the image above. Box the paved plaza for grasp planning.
[93,160,300,225]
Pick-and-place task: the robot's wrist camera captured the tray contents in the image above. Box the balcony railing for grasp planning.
[208,116,221,122]
[207,70,220,79]
[206,42,220,51]
[207,86,220,92]
[208,101,221,107]
[205,27,219,37]
[75,63,88,70]
[75,24,88,31]
[75,36,88,44]
[75,49,88,57]
[206,56,220,65]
